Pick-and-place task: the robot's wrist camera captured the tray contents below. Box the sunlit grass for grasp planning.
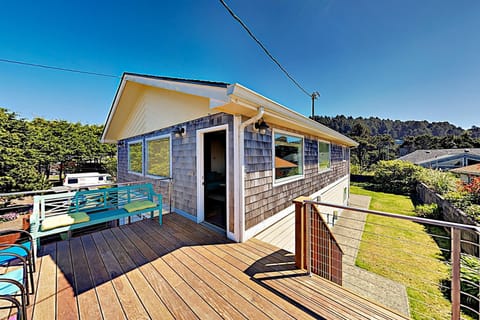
[351,185,455,319]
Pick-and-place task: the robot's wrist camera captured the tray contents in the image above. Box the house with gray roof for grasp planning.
[451,163,480,183]
[398,148,480,170]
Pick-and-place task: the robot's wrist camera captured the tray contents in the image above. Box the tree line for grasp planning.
[313,115,480,139]
[0,107,116,192]
[312,115,480,169]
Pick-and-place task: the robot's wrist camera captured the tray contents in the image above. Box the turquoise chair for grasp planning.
[0,252,29,320]
[0,230,35,295]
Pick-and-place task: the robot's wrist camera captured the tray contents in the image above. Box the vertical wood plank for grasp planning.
[81,234,126,320]
[91,231,150,320]
[70,237,102,319]
[31,243,57,320]
[56,241,79,320]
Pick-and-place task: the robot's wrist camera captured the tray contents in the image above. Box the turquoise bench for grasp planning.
[30,183,162,249]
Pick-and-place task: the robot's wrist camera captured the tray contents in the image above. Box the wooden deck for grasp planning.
[2,213,407,320]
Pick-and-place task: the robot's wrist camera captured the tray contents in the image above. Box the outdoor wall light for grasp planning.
[173,127,185,138]
[254,120,269,135]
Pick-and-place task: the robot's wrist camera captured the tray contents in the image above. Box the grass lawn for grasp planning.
[350,184,454,319]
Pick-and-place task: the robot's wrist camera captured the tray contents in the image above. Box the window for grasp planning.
[146,136,170,177]
[128,141,143,174]
[318,141,331,171]
[274,132,303,182]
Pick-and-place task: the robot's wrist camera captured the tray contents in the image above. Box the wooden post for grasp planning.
[293,196,310,270]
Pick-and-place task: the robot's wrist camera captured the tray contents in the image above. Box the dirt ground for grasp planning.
[0,196,33,231]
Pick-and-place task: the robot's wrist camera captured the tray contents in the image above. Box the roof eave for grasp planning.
[227,84,359,147]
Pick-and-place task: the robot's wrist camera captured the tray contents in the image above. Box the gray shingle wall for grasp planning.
[245,127,272,173]
[118,117,349,233]
[117,113,234,219]
[244,125,349,230]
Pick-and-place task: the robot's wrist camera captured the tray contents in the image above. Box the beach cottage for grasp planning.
[102,73,358,242]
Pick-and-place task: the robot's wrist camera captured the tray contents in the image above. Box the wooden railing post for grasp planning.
[294,196,310,270]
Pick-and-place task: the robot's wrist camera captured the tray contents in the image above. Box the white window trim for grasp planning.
[127,139,144,176]
[318,139,331,173]
[145,134,172,179]
[272,129,305,186]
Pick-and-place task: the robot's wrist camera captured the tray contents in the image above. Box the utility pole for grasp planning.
[311,91,320,118]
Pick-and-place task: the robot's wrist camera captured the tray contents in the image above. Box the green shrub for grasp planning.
[372,160,422,195]
[415,203,441,219]
[461,177,480,205]
[418,169,459,195]
[444,191,474,211]
[464,204,480,223]
[350,164,375,176]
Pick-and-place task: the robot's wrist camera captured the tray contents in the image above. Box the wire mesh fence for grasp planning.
[302,201,480,320]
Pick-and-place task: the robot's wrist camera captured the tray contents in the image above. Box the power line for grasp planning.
[0,58,120,79]
[219,0,312,97]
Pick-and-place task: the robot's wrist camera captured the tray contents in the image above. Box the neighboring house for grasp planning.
[101,73,358,242]
[450,163,480,183]
[398,148,480,170]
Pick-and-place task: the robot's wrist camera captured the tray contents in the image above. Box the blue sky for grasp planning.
[0,0,478,129]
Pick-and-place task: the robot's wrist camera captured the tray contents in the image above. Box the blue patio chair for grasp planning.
[0,230,35,295]
[0,252,29,320]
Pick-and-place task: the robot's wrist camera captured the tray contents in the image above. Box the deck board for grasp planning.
[32,243,57,320]
[55,240,79,320]
[2,213,408,320]
[70,236,102,320]
[81,234,126,320]
[91,231,150,320]
[124,224,198,320]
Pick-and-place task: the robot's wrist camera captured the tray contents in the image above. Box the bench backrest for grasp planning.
[72,184,155,213]
[32,183,157,224]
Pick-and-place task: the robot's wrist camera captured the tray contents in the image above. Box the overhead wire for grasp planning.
[0,58,120,79]
[2,3,316,98]
[218,0,312,97]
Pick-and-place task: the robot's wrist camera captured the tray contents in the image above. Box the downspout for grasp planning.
[238,106,264,242]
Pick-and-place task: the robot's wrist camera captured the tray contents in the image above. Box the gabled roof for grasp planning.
[102,73,358,147]
[451,163,480,176]
[398,148,480,164]
[122,72,230,88]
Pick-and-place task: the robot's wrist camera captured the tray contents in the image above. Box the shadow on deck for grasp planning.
[2,213,407,320]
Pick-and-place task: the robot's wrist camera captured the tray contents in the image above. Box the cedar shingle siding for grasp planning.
[244,125,349,230]
[118,114,349,232]
[117,113,234,217]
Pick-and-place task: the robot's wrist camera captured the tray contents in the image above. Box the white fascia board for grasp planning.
[123,74,230,108]
[227,84,358,147]
[101,77,127,143]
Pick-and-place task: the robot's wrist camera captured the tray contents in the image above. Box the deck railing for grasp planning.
[295,198,480,319]
[294,197,343,285]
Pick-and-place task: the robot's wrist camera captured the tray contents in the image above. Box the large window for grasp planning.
[318,141,331,171]
[128,141,143,174]
[146,136,170,177]
[274,132,303,182]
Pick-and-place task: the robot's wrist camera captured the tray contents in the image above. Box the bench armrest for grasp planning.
[152,192,163,204]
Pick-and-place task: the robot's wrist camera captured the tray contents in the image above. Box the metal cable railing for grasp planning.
[299,200,480,320]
